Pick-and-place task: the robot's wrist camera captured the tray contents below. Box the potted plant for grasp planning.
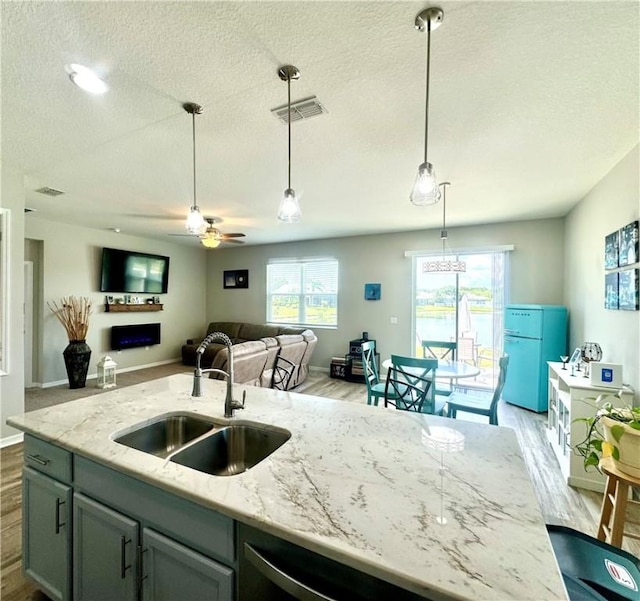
[48,296,93,389]
[574,391,640,478]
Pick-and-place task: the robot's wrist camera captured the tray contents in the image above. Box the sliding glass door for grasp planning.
[412,251,508,390]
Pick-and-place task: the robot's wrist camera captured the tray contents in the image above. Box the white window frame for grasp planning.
[266,257,338,328]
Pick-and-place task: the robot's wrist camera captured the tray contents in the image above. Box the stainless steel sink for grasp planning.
[113,413,219,459]
[169,423,291,476]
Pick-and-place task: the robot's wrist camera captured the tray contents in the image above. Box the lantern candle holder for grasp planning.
[97,355,117,389]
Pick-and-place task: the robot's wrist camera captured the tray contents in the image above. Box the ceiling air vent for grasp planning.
[35,186,64,196]
[271,96,327,124]
[24,207,37,213]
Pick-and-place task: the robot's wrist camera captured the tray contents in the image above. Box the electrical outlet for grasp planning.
[390,316,398,324]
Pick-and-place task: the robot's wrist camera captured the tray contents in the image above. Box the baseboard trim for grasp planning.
[36,358,183,389]
[1,432,24,448]
[310,365,329,373]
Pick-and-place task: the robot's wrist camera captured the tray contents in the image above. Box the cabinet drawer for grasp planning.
[24,434,72,484]
[74,456,234,565]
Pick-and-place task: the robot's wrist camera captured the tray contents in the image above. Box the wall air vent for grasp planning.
[35,186,64,196]
[271,96,327,124]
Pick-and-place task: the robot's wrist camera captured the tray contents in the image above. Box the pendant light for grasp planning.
[277,65,302,223]
[183,102,207,235]
[410,7,444,207]
[424,182,466,273]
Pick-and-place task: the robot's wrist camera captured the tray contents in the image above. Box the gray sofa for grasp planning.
[181,321,317,390]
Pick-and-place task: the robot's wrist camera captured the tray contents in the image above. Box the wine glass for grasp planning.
[560,355,569,370]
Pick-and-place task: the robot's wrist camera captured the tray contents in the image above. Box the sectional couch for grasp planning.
[181,321,317,390]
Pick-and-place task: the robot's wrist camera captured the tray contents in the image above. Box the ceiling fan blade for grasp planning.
[220,232,246,238]
[221,238,245,245]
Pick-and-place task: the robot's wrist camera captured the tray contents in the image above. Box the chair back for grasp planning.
[489,355,510,409]
[385,355,438,413]
[272,355,295,391]
[361,341,379,392]
[422,340,457,361]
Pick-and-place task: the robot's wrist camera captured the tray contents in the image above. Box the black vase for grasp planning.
[63,340,91,389]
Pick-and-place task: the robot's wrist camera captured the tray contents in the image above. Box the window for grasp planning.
[267,258,338,327]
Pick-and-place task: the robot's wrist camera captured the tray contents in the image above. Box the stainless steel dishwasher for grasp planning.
[237,523,431,601]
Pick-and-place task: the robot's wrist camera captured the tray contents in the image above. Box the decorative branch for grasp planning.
[47,296,92,341]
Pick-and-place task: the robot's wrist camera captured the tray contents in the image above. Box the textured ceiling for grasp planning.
[1,1,638,247]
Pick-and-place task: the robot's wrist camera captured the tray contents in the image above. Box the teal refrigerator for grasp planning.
[503,304,567,412]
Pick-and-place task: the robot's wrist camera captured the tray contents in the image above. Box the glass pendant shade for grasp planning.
[186,206,207,235]
[277,188,302,223]
[410,162,440,206]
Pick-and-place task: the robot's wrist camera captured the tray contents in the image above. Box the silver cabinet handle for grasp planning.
[244,543,335,601]
[27,454,50,466]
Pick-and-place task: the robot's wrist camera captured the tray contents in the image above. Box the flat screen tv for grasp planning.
[100,247,170,294]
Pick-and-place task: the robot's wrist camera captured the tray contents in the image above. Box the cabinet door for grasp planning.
[23,467,72,601]
[74,493,138,601]
[142,528,233,601]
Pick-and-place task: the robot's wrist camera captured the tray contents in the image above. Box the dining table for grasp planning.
[381,358,481,380]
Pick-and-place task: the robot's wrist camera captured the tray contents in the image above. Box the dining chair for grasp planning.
[384,355,445,415]
[446,355,509,425]
[361,340,393,406]
[421,340,457,396]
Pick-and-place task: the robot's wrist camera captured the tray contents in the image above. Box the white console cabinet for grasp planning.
[547,362,633,492]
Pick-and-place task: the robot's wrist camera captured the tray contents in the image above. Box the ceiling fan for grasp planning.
[169,217,245,249]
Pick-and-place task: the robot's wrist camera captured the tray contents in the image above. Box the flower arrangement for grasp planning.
[48,296,93,342]
[574,391,640,472]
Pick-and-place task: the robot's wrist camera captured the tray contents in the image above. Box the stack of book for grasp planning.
[330,356,349,379]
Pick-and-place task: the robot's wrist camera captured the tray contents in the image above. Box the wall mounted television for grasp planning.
[100,247,170,294]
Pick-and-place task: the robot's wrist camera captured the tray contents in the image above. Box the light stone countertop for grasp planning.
[8,374,567,601]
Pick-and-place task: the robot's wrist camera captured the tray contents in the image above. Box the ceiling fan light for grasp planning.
[410,162,440,206]
[200,236,221,249]
[186,206,207,234]
[277,188,302,223]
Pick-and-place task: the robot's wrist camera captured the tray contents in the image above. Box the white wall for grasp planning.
[205,218,565,369]
[25,217,208,385]
[565,144,639,401]
[0,163,26,442]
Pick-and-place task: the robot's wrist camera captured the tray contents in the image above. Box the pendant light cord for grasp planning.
[287,75,292,189]
[424,20,431,165]
[192,110,197,209]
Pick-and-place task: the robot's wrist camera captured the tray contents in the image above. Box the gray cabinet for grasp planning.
[74,493,139,601]
[142,529,233,601]
[23,467,72,601]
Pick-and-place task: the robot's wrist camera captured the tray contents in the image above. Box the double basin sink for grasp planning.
[113,413,291,477]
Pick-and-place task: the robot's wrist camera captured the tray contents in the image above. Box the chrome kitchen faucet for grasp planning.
[191,332,246,418]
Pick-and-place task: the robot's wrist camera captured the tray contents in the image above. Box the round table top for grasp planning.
[381,358,481,380]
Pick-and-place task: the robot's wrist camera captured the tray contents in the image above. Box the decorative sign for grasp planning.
[618,268,639,311]
[223,269,249,289]
[618,220,639,267]
[364,283,381,301]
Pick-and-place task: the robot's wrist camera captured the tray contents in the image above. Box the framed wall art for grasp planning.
[364,283,381,301]
[604,272,619,310]
[604,230,619,270]
[618,268,639,311]
[618,220,639,267]
[223,269,249,289]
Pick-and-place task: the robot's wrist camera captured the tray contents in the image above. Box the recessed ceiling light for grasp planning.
[65,64,108,95]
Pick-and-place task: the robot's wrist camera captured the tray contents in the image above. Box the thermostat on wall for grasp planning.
[589,362,623,389]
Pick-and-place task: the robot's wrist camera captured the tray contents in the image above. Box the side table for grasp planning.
[596,456,640,549]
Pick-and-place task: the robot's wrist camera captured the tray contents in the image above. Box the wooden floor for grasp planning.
[2,370,639,600]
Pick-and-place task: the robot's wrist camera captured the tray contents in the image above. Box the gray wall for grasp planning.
[24,218,208,385]
[565,144,639,402]
[205,218,565,370]
[0,163,26,442]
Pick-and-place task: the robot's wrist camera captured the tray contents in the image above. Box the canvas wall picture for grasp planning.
[223,269,249,289]
[618,220,639,267]
[618,268,639,311]
[604,272,619,310]
[604,230,619,269]
[364,283,381,301]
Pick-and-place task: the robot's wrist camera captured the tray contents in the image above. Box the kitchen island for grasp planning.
[8,374,567,600]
